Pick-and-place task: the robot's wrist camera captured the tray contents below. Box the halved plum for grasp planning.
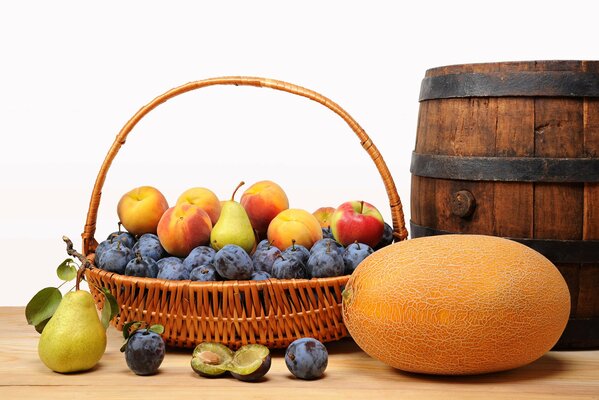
[227,344,271,382]
[191,342,234,378]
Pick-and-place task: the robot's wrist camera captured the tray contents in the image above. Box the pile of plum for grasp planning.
[94,224,394,281]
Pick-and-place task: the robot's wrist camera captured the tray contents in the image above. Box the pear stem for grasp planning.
[231,181,245,201]
[62,236,92,291]
[75,268,84,291]
[63,236,92,269]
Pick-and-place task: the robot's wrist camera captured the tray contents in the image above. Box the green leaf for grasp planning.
[122,321,142,339]
[101,288,120,323]
[100,300,111,329]
[120,338,130,353]
[149,324,164,335]
[34,318,51,334]
[56,259,77,281]
[25,287,62,327]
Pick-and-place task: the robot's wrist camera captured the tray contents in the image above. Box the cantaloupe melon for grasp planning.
[342,234,570,375]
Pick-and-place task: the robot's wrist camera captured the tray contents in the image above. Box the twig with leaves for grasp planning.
[25,236,120,333]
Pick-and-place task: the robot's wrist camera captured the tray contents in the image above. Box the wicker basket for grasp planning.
[82,76,408,349]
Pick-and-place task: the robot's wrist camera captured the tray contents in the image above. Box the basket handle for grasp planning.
[81,76,408,255]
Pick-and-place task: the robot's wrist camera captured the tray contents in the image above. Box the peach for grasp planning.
[267,209,323,250]
[157,204,212,257]
[240,180,289,237]
[117,186,169,236]
[176,187,221,225]
[312,207,336,228]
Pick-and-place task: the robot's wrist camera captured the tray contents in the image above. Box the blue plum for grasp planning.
[271,255,307,279]
[374,222,394,250]
[285,337,328,380]
[256,239,271,250]
[306,242,344,278]
[282,241,310,265]
[190,264,220,281]
[213,245,253,280]
[183,246,216,273]
[252,242,281,274]
[132,234,165,261]
[125,253,159,278]
[157,257,190,280]
[321,227,334,240]
[310,238,344,256]
[251,270,272,281]
[107,230,136,249]
[94,239,113,263]
[157,256,183,271]
[98,242,134,274]
[124,330,165,376]
[342,242,374,274]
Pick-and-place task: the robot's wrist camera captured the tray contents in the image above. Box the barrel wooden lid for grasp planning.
[420,60,599,100]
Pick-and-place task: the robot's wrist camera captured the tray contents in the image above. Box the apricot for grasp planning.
[176,187,221,226]
[117,186,169,235]
[267,209,323,250]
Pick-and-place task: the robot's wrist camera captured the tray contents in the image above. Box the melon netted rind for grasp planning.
[342,234,570,375]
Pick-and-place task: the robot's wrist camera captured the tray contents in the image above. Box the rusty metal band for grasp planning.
[410,152,599,182]
[409,221,599,264]
[419,71,599,101]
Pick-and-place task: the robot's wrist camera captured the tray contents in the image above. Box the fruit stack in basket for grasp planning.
[94,180,395,281]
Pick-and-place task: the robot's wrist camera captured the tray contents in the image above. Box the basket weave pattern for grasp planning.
[82,77,407,348]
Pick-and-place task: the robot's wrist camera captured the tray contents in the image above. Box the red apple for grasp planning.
[330,201,384,247]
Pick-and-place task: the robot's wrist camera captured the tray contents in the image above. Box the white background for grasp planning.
[1,1,597,305]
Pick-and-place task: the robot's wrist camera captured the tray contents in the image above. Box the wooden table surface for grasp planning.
[1,307,598,399]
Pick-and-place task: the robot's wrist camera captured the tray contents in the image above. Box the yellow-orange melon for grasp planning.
[342,234,570,375]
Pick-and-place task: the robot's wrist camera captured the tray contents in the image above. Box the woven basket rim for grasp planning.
[86,264,351,287]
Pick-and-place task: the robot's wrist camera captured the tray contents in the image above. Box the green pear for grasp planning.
[210,182,256,253]
[38,290,107,373]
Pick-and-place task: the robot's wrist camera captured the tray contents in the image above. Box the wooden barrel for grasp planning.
[410,61,599,349]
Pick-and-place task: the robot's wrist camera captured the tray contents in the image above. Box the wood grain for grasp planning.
[1,307,599,399]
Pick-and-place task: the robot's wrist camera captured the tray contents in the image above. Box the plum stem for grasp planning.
[291,239,296,251]
[231,181,245,201]
[359,201,364,214]
[118,221,123,233]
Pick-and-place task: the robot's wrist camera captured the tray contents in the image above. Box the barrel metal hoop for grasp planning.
[409,221,599,264]
[410,152,599,182]
[419,71,599,101]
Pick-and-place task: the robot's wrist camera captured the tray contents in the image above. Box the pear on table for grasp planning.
[38,290,107,373]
